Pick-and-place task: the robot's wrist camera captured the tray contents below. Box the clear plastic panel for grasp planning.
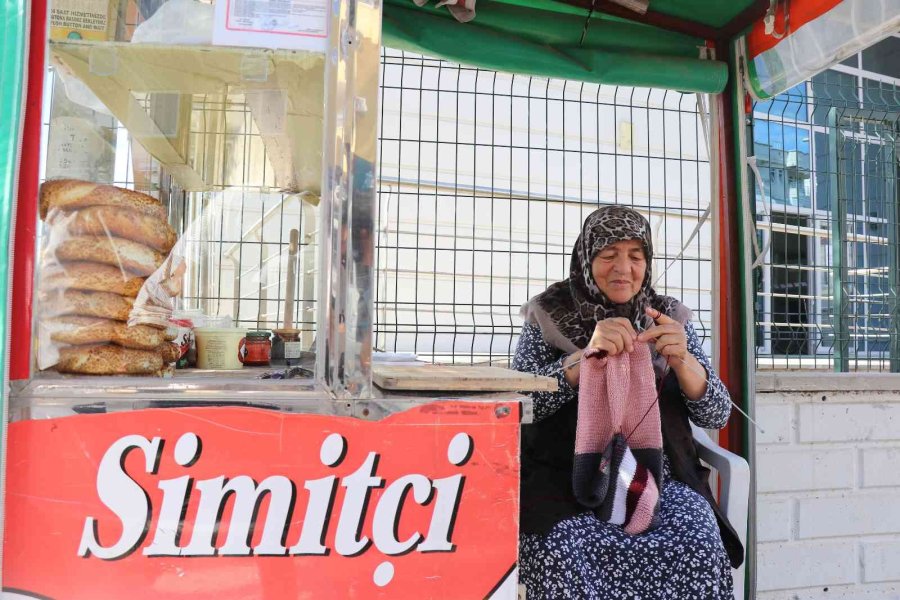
[316,0,382,399]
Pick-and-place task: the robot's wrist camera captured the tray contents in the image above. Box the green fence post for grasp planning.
[828,108,849,372]
[889,125,900,372]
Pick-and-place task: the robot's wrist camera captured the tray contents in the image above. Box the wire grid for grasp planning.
[375,49,716,365]
[752,69,900,371]
[174,92,315,337]
[39,68,315,344]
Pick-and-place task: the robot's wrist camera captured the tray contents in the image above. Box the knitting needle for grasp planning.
[641,308,766,433]
[549,356,583,376]
[547,352,765,433]
[668,355,766,434]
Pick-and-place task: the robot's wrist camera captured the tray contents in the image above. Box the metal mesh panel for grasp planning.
[752,69,900,371]
[40,46,717,369]
[375,49,715,365]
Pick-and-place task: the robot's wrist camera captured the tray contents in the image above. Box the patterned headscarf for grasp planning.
[521,206,690,365]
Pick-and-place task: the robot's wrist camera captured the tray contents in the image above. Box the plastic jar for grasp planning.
[194,327,247,370]
[241,331,272,367]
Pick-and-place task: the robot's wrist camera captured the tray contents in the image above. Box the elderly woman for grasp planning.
[512,206,743,599]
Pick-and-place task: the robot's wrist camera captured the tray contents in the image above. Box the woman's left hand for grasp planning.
[635,307,687,362]
[637,307,709,401]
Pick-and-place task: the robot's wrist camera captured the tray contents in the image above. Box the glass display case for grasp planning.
[13,0,381,409]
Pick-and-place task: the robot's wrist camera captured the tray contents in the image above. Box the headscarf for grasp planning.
[521,205,691,376]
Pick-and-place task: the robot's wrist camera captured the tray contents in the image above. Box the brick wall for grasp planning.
[755,373,900,599]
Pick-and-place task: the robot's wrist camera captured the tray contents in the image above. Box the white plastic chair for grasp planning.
[691,424,750,600]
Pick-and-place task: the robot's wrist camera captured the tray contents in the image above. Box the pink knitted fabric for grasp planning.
[573,343,663,534]
[574,344,661,455]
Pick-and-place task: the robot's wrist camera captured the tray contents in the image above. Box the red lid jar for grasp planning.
[240,331,272,367]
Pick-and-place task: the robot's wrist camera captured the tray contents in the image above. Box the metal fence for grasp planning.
[752,70,900,371]
[375,49,716,365]
[40,48,720,369]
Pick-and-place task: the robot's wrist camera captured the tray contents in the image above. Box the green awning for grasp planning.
[383,0,740,93]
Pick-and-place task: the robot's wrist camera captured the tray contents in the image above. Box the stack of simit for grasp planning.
[39,179,183,376]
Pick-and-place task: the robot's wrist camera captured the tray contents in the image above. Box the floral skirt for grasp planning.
[519,480,734,600]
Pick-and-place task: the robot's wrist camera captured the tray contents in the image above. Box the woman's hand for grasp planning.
[636,308,687,362]
[637,307,708,401]
[559,318,634,388]
[588,318,637,357]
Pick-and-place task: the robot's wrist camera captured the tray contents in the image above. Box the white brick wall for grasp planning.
[755,374,900,599]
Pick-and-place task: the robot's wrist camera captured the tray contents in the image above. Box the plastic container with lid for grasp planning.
[194,327,247,370]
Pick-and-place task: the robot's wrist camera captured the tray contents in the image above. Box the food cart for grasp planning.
[0,0,897,597]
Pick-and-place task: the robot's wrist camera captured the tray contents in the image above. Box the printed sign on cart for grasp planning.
[2,403,520,599]
[212,0,328,51]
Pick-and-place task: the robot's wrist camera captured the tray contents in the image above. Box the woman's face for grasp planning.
[591,239,647,304]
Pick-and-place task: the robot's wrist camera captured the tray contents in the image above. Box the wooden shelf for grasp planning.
[373,364,558,392]
[49,40,325,193]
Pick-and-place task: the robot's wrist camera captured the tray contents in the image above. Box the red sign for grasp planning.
[2,402,521,599]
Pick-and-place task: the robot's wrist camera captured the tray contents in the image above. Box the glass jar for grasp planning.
[240,331,272,367]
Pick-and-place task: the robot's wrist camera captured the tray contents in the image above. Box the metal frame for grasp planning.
[555,0,770,44]
[316,0,384,399]
[828,107,850,371]
[733,40,759,600]
[713,39,746,453]
[889,138,900,371]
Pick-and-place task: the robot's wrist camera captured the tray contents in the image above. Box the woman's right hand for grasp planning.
[588,318,637,356]
[561,318,637,389]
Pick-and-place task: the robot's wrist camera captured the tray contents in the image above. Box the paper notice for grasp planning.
[49,0,116,41]
[213,0,328,52]
[46,116,115,182]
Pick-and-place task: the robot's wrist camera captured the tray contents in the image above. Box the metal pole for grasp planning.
[714,41,745,457]
[888,130,899,372]
[828,108,849,372]
[720,40,755,599]
[734,45,760,600]
[316,0,382,399]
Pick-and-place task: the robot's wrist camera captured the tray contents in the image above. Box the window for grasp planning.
[753,122,811,209]
[862,36,900,80]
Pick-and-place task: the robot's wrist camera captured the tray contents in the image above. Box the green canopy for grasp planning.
[383,0,760,93]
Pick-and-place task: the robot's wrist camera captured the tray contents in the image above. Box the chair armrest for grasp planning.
[690,423,750,549]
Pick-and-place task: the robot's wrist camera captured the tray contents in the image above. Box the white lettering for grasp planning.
[79,431,474,561]
[144,432,202,555]
[334,452,383,556]
[183,475,296,556]
[289,434,345,555]
[372,474,433,555]
[289,476,336,555]
[417,475,464,552]
[143,475,191,556]
[78,435,162,560]
[419,435,472,552]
